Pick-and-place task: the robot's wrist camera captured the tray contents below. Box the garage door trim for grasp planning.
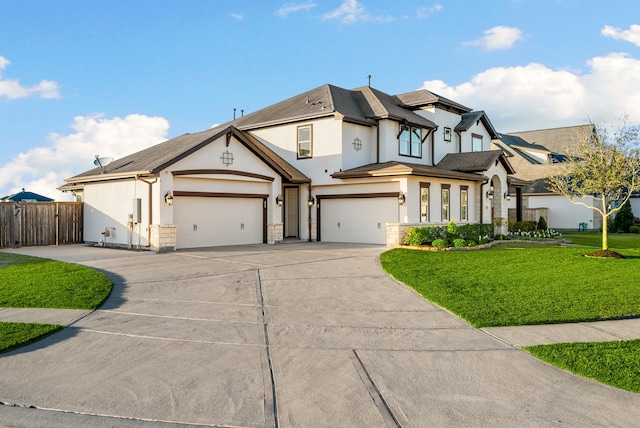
[173,191,268,244]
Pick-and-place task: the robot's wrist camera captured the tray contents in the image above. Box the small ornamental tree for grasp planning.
[612,200,635,233]
[546,121,640,255]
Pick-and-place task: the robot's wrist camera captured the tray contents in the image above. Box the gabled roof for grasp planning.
[494,135,546,165]
[233,84,436,130]
[454,111,499,139]
[395,89,472,113]
[331,161,486,182]
[1,189,53,202]
[507,124,595,155]
[437,150,516,174]
[63,125,310,186]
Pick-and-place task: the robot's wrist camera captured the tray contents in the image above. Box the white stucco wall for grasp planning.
[341,122,377,170]
[526,195,598,230]
[83,179,151,248]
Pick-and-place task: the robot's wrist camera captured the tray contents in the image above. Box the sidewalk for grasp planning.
[483,317,640,348]
[2,306,640,347]
[0,308,91,326]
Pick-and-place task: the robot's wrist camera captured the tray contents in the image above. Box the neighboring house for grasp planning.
[1,188,54,202]
[61,84,516,251]
[493,125,601,230]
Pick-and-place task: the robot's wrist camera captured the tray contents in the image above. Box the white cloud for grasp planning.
[0,114,170,200]
[464,25,524,50]
[419,52,640,132]
[323,0,366,23]
[602,24,640,47]
[277,2,317,17]
[417,4,443,18]
[0,55,61,99]
[230,13,245,21]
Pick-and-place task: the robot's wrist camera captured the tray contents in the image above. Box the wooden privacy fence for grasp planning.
[0,202,83,247]
[508,207,548,223]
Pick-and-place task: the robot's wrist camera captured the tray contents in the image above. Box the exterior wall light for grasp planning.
[276,194,283,207]
[307,195,315,207]
[353,137,362,151]
[164,191,174,206]
[504,191,511,201]
[398,192,406,205]
[486,186,494,200]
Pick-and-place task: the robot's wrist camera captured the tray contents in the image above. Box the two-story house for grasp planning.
[60,84,515,251]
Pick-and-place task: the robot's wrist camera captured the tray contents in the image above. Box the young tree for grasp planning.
[546,121,640,254]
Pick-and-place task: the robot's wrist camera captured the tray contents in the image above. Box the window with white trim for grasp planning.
[420,182,430,222]
[460,186,468,221]
[399,125,422,157]
[297,125,312,159]
[441,185,450,221]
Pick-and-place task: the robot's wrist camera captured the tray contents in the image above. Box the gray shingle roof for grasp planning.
[1,189,53,202]
[64,125,310,184]
[395,89,472,112]
[507,124,595,155]
[437,150,516,174]
[523,178,553,194]
[331,161,486,181]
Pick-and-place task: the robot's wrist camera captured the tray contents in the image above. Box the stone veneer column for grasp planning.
[268,223,283,244]
[149,224,177,253]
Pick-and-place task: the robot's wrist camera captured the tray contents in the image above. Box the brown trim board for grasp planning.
[172,169,275,182]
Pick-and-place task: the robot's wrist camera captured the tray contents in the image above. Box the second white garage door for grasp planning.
[174,196,264,249]
[319,197,398,244]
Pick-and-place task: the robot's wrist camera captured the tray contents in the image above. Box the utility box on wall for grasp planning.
[133,198,142,224]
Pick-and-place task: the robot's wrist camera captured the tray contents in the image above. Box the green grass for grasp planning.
[380,245,640,328]
[562,231,640,249]
[526,340,640,393]
[0,253,112,309]
[0,322,63,354]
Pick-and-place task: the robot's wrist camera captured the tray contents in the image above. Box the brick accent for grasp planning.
[149,224,177,253]
[268,223,283,244]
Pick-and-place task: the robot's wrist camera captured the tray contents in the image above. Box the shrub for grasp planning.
[511,221,537,232]
[630,225,640,234]
[613,201,635,233]
[537,216,548,231]
[446,220,459,238]
[453,238,466,248]
[459,223,494,240]
[431,238,447,248]
[403,228,421,246]
[466,240,477,247]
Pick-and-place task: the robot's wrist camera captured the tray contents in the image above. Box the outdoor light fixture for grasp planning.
[164,191,174,206]
[276,194,283,207]
[486,186,494,200]
[504,191,511,201]
[307,195,315,207]
[398,192,406,205]
[353,137,362,151]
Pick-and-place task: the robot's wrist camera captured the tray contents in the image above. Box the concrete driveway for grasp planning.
[1,243,640,427]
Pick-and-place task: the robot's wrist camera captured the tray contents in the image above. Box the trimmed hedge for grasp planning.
[403,223,494,247]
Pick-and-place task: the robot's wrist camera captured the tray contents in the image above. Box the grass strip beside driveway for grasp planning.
[526,340,640,393]
[0,322,63,355]
[0,253,112,310]
[380,245,640,328]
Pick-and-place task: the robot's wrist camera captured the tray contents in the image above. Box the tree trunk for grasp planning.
[602,215,608,250]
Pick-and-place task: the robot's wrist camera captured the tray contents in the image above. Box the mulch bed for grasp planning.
[586,250,625,259]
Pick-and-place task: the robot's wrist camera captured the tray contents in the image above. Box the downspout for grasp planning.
[455,131,462,153]
[376,120,380,164]
[308,183,313,242]
[431,127,437,166]
[480,178,489,224]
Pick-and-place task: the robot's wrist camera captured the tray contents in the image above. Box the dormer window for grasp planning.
[297,125,312,159]
[472,134,483,152]
[399,125,422,157]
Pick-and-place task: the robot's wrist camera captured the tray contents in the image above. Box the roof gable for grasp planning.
[507,124,595,155]
[63,125,310,185]
[395,89,472,113]
[1,189,53,202]
[454,111,499,139]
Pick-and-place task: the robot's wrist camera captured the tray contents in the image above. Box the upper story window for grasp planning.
[297,125,312,159]
[399,125,422,157]
[472,134,483,152]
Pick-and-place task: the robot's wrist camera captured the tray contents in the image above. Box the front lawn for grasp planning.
[0,323,63,355]
[526,340,640,394]
[0,252,112,309]
[380,245,640,328]
[562,231,640,249]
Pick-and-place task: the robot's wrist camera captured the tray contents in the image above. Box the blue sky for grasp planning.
[1,0,639,199]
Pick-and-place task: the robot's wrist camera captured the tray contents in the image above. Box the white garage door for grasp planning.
[320,197,398,244]
[175,197,264,249]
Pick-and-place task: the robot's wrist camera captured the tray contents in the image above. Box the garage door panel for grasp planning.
[321,198,397,244]
[175,197,263,248]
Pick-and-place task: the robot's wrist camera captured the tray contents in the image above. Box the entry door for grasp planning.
[285,187,299,238]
